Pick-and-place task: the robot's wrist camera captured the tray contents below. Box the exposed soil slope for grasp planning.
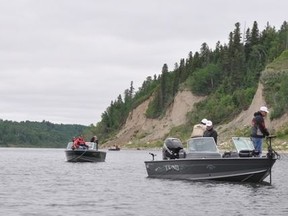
[104,91,205,147]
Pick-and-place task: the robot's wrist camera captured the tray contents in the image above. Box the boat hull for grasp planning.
[145,157,276,183]
[65,149,106,162]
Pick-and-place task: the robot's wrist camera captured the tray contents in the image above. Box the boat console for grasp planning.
[223,137,260,158]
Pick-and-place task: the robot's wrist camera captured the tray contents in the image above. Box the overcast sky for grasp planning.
[0,0,287,126]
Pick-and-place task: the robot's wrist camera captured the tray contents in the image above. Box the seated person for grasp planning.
[72,136,89,149]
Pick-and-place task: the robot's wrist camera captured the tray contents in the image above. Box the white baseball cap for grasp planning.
[201,118,208,124]
[260,106,269,113]
[206,120,213,127]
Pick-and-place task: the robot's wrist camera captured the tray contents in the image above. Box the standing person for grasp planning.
[191,118,208,138]
[90,135,98,144]
[203,120,218,144]
[251,106,270,157]
[90,135,99,150]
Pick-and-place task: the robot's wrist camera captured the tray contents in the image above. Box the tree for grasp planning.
[160,64,169,108]
[227,22,246,89]
[200,42,211,67]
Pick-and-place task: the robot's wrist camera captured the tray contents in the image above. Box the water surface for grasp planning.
[0,148,287,216]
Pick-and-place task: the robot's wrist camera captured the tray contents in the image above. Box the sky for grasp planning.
[0,0,287,126]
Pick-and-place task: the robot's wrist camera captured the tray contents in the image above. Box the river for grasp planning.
[0,148,287,216]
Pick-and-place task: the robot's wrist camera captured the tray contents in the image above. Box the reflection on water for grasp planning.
[0,148,288,216]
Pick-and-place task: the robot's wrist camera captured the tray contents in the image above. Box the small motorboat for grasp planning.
[65,141,106,162]
[145,136,279,184]
[108,145,120,151]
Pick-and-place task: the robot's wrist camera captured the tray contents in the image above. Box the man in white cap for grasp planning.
[203,120,218,144]
[251,106,270,157]
[191,118,208,138]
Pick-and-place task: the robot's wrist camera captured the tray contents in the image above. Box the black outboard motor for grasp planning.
[162,138,185,160]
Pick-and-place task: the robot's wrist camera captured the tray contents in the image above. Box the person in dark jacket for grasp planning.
[90,135,98,144]
[90,135,99,150]
[251,106,270,157]
[203,120,218,144]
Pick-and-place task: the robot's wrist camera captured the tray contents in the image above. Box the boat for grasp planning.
[108,145,120,151]
[145,136,279,183]
[65,141,106,162]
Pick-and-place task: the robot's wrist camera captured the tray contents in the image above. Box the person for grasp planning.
[90,135,98,144]
[72,136,82,150]
[90,135,99,150]
[251,106,270,157]
[72,136,88,150]
[203,120,218,144]
[191,118,208,138]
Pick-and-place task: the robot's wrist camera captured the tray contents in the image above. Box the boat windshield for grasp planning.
[232,137,255,152]
[187,137,219,153]
[67,142,73,149]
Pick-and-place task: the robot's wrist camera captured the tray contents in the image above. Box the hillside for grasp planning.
[216,82,288,143]
[103,91,205,147]
[103,80,288,148]
[100,23,288,149]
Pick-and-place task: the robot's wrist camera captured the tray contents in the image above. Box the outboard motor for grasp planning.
[162,138,185,160]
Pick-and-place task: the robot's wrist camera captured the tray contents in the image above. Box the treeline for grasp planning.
[0,120,87,148]
[89,21,288,142]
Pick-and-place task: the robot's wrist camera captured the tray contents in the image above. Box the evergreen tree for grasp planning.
[227,22,246,89]
[160,64,169,108]
[200,42,211,67]
[280,21,288,50]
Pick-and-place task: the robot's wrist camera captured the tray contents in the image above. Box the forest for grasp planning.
[0,120,86,148]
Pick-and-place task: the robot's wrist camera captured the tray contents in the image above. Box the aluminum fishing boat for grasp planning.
[145,136,279,183]
[65,141,106,162]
